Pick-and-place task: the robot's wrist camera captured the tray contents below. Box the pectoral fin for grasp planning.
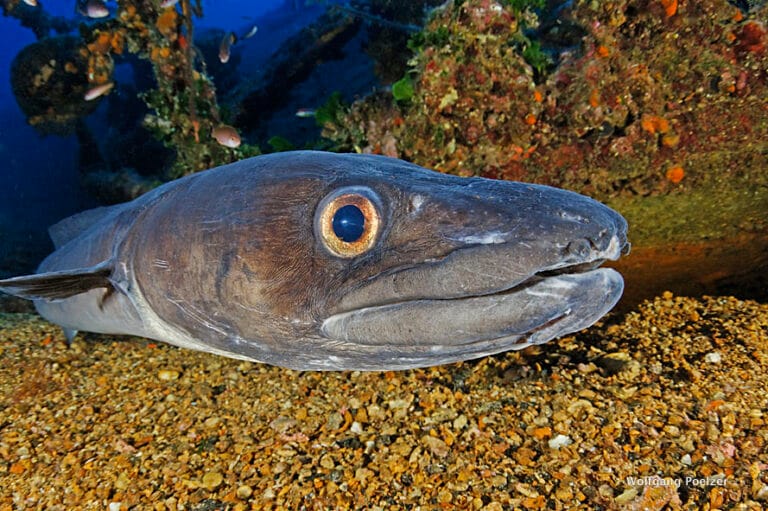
[0,262,114,301]
[63,327,79,346]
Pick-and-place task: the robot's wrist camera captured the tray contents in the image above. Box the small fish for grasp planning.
[240,24,258,40]
[295,108,316,118]
[84,82,114,101]
[0,151,629,371]
[159,0,179,8]
[23,0,38,7]
[78,0,110,19]
[211,124,241,148]
[218,32,236,64]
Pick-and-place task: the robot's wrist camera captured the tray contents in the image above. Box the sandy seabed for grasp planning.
[0,292,766,510]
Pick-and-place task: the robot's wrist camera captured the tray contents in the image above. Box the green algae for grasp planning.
[391,75,415,103]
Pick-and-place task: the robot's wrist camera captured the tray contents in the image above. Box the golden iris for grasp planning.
[317,187,381,258]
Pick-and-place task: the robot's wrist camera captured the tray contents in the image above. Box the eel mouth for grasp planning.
[320,234,628,369]
[536,258,608,278]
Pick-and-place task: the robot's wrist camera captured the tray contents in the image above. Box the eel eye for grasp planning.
[316,187,381,258]
[332,205,365,242]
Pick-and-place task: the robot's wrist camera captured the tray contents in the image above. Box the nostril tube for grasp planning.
[589,228,611,251]
[564,238,593,260]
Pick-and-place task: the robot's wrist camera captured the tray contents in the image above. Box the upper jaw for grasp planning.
[327,175,630,314]
[332,218,629,315]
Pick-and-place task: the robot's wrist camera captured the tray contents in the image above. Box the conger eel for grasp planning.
[0,151,630,370]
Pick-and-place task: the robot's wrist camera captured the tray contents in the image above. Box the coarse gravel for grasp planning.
[0,292,766,510]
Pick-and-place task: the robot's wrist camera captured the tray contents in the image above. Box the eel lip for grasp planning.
[321,235,627,363]
[319,266,624,370]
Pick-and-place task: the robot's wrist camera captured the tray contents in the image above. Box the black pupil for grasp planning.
[332,204,365,242]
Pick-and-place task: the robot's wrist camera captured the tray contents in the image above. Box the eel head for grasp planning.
[213,152,629,370]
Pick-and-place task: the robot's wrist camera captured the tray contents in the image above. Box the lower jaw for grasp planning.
[322,268,624,348]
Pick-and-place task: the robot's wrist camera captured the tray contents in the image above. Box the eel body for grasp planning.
[0,151,629,370]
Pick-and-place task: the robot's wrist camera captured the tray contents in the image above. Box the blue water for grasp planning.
[0,0,367,276]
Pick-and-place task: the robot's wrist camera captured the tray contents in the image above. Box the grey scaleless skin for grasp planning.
[0,151,630,371]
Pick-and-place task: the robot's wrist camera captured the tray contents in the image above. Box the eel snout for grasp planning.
[319,188,630,370]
